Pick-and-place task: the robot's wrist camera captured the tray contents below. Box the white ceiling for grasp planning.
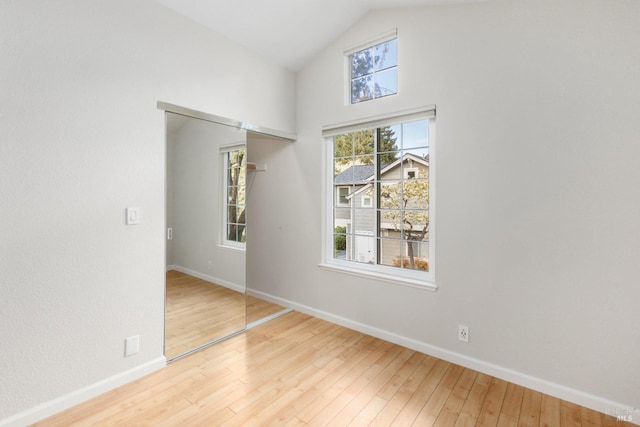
[155,0,471,71]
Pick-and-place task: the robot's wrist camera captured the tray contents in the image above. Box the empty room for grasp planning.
[1,0,638,426]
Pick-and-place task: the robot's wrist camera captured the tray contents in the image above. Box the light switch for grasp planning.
[126,207,140,225]
[125,335,139,357]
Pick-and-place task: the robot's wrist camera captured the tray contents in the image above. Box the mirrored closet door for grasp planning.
[162,103,294,361]
[165,113,248,360]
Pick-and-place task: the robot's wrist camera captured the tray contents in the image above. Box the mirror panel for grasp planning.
[165,113,246,360]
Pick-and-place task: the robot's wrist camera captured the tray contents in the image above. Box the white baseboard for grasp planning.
[247,289,639,425]
[168,265,245,294]
[0,356,166,427]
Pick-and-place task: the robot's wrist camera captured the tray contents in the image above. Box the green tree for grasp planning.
[378,127,399,165]
[334,127,398,167]
[334,226,347,252]
[379,168,429,270]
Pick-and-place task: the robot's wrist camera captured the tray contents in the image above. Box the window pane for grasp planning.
[374,68,397,98]
[333,231,347,260]
[353,209,375,236]
[334,160,354,182]
[379,125,400,153]
[353,130,375,156]
[236,186,246,206]
[375,39,397,71]
[401,120,428,149]
[351,47,373,78]
[352,75,374,103]
[379,238,402,268]
[227,224,237,242]
[403,147,429,161]
[334,208,351,227]
[403,179,429,210]
[404,241,429,271]
[380,209,403,232]
[353,235,375,264]
[334,133,354,158]
[379,182,402,209]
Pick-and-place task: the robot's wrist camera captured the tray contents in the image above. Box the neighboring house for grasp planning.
[334,153,429,267]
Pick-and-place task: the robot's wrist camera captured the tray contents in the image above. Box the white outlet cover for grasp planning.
[458,325,469,343]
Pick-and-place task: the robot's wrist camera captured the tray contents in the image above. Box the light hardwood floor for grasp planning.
[36,311,630,426]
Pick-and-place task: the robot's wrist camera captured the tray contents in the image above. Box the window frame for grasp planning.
[320,107,437,290]
[220,144,247,250]
[345,30,398,105]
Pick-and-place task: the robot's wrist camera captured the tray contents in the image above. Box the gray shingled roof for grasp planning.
[334,164,375,184]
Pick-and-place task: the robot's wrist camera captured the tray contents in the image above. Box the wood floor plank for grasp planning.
[476,377,509,426]
[35,311,629,427]
[305,341,397,425]
[452,371,490,427]
[391,358,450,426]
[500,382,525,421]
[518,388,542,427]
[429,367,476,427]
[561,400,583,427]
[325,346,413,426]
[413,365,462,427]
[539,394,561,427]
[369,355,440,426]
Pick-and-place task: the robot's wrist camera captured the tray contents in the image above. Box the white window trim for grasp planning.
[344,29,398,105]
[220,144,247,250]
[320,107,436,290]
[361,195,373,208]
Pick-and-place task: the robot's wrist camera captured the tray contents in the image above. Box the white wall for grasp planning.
[0,0,294,423]
[168,117,246,290]
[249,0,640,416]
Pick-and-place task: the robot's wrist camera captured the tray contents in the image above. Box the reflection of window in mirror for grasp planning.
[221,145,247,249]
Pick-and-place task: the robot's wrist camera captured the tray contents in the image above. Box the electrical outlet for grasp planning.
[458,325,469,343]
[207,260,213,270]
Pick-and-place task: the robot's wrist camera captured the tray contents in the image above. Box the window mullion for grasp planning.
[375,127,381,267]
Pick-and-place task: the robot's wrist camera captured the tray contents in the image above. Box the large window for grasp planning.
[222,146,246,249]
[349,37,398,104]
[323,110,435,287]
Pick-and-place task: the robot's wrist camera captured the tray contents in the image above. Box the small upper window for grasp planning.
[350,38,398,104]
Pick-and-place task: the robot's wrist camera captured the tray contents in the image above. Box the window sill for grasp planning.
[217,244,246,253]
[318,263,438,292]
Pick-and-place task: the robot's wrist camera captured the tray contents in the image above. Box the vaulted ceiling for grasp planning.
[155,0,477,71]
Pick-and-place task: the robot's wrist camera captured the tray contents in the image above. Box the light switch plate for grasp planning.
[125,335,139,357]
[126,207,140,225]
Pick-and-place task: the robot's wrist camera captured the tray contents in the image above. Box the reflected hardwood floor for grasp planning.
[36,311,630,426]
[246,293,286,325]
[165,270,246,358]
[165,271,285,358]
